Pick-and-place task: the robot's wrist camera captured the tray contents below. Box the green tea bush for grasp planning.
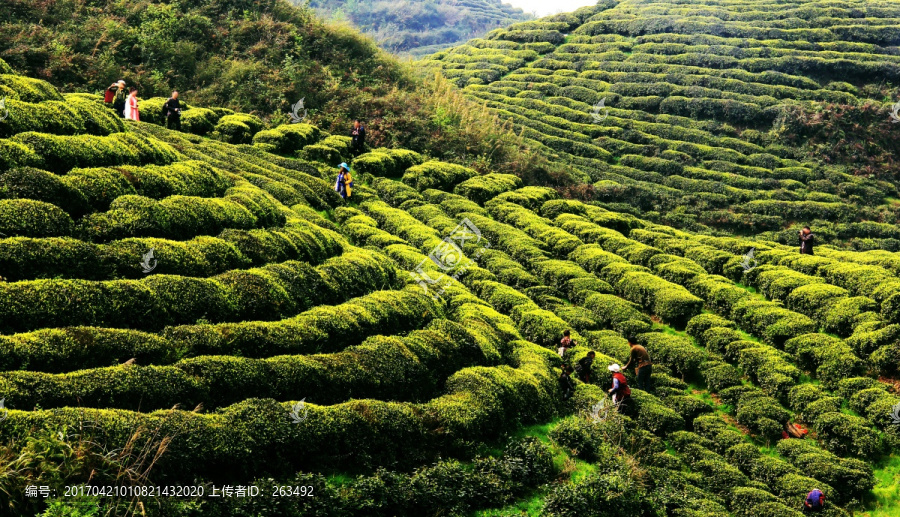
[13,132,178,173]
[0,199,73,237]
[639,333,705,379]
[453,173,522,205]
[403,160,479,192]
[212,114,265,144]
[616,271,703,326]
[251,124,321,154]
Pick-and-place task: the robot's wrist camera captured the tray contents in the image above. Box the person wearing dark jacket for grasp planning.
[623,336,653,391]
[162,91,182,131]
[574,351,595,383]
[107,80,127,118]
[350,119,366,155]
[558,365,576,400]
[800,226,814,255]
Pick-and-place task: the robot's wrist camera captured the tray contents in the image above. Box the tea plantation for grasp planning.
[423,0,900,248]
[1,0,900,514]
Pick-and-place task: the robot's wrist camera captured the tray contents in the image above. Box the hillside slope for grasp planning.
[305,0,533,56]
[0,54,899,516]
[423,0,900,249]
[0,0,408,119]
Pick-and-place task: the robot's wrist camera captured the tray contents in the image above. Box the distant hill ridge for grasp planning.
[423,0,900,250]
[305,0,533,56]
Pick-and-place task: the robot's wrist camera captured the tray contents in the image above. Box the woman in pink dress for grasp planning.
[124,87,140,121]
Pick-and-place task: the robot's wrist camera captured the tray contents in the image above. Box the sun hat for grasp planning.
[338,162,349,170]
[608,364,621,372]
[118,80,125,85]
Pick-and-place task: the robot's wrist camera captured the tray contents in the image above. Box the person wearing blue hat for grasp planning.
[335,163,352,200]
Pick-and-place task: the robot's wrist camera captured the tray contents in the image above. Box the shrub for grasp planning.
[616,271,703,326]
[180,107,221,136]
[454,173,523,205]
[639,333,705,379]
[212,114,265,144]
[0,199,73,237]
[403,161,478,192]
[251,124,321,154]
[583,292,652,335]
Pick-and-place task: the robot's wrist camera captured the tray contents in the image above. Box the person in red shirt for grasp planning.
[558,329,576,358]
[607,363,632,413]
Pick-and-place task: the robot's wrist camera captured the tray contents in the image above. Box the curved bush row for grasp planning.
[0,247,400,333]
[0,161,233,218]
[176,136,341,210]
[0,315,505,412]
[453,173,523,205]
[699,235,900,325]
[551,214,701,325]
[77,183,287,242]
[211,114,266,144]
[686,312,888,457]
[402,160,479,192]
[352,148,425,177]
[0,73,63,102]
[785,382,885,459]
[251,123,321,154]
[3,131,178,173]
[488,199,584,255]
[0,287,442,374]
[0,220,345,281]
[0,97,125,138]
[0,332,557,480]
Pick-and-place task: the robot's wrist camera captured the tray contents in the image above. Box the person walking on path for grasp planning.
[558,365,576,400]
[124,87,140,121]
[558,330,576,358]
[799,226,815,255]
[350,119,366,156]
[607,363,632,413]
[107,80,127,118]
[623,336,652,391]
[574,351,595,383]
[162,91,182,131]
[803,488,826,513]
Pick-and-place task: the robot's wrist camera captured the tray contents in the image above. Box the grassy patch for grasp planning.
[861,455,900,517]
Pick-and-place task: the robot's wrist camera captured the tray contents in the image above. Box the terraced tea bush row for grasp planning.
[251,123,322,154]
[0,247,400,333]
[0,315,505,411]
[0,221,345,281]
[0,287,443,374]
[0,303,558,478]
[0,161,232,218]
[0,97,125,138]
[1,131,178,172]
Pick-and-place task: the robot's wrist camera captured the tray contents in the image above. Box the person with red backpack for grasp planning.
[105,80,127,118]
[607,363,632,414]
